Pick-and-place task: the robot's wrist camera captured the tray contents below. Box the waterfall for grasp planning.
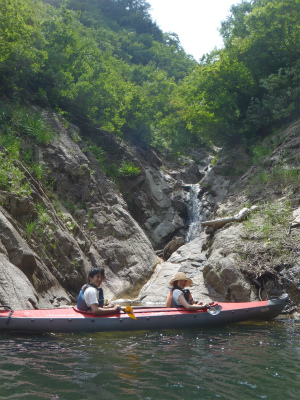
[185,183,203,243]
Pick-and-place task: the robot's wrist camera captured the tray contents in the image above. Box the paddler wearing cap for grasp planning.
[166,272,208,310]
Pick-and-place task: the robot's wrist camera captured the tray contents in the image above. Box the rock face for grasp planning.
[137,234,221,305]
[135,120,300,309]
[136,229,254,306]
[0,109,214,310]
[0,207,71,308]
[202,225,253,302]
[98,141,206,249]
[0,111,159,309]
[42,122,160,300]
[1,107,299,312]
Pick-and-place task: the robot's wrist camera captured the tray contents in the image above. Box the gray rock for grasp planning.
[202,225,252,301]
[163,236,185,260]
[136,235,214,305]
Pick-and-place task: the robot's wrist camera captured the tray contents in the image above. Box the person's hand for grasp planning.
[106,303,118,309]
[114,304,121,311]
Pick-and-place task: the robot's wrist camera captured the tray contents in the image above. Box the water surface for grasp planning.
[1,319,299,399]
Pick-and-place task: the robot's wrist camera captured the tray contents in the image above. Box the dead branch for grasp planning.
[201,207,251,233]
[287,221,300,235]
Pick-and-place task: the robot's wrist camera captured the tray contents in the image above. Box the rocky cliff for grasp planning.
[136,120,300,313]
[1,108,299,313]
[0,110,158,308]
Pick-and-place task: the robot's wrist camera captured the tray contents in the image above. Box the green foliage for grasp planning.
[87,144,106,168]
[176,0,300,146]
[88,219,95,229]
[243,200,292,242]
[0,154,10,190]
[248,162,300,203]
[105,164,119,181]
[25,220,38,238]
[270,165,300,187]
[24,201,52,245]
[6,104,54,145]
[0,0,197,150]
[0,100,56,195]
[87,141,140,179]
[211,153,220,167]
[248,131,282,164]
[20,146,46,181]
[31,162,46,181]
[0,0,47,96]
[1,0,299,152]
[0,149,32,197]
[118,161,140,178]
[250,144,272,164]
[12,108,56,144]
[245,60,300,132]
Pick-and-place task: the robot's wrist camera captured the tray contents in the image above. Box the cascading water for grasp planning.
[185,183,203,243]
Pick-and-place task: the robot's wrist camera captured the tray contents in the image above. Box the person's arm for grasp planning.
[178,294,207,311]
[90,303,121,315]
[166,290,172,307]
[103,303,116,309]
[188,291,195,305]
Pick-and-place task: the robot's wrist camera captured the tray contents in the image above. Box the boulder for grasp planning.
[202,225,252,302]
[163,236,185,260]
[136,234,217,305]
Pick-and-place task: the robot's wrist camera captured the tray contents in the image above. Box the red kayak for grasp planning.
[0,295,288,334]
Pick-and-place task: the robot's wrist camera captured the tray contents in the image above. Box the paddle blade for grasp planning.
[124,305,137,320]
[207,305,222,315]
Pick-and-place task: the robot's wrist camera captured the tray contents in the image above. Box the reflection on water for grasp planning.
[1,319,300,400]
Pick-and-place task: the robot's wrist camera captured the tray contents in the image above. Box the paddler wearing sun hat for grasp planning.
[166,272,210,310]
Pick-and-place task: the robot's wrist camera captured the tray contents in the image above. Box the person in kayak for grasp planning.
[166,272,210,310]
[77,267,121,315]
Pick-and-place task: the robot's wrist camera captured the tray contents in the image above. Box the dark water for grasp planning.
[1,319,300,400]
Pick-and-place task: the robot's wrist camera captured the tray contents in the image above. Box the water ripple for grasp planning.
[1,321,300,399]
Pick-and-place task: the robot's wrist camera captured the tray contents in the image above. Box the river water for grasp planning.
[1,318,299,400]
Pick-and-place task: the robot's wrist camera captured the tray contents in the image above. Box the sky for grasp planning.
[147,0,244,60]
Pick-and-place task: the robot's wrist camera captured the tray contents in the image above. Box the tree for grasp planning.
[177,0,300,147]
[221,0,300,81]
[0,0,46,96]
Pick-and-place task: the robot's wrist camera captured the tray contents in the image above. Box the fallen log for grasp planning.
[201,207,251,233]
[287,221,300,235]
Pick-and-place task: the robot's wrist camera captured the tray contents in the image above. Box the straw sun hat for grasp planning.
[169,272,193,287]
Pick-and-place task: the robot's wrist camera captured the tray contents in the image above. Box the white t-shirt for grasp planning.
[172,289,184,306]
[84,286,99,307]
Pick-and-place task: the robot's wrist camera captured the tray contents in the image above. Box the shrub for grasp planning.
[13,108,56,144]
[118,161,141,178]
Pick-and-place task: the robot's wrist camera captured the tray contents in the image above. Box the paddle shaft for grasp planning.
[121,305,222,316]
